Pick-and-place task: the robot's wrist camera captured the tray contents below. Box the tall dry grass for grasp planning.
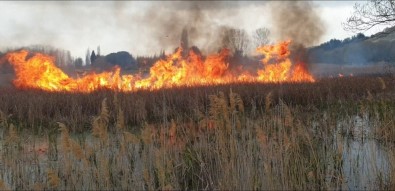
[0,75,393,189]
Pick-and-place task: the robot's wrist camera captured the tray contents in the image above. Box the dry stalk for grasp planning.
[265,91,273,112]
[116,107,125,131]
[378,77,386,90]
[47,169,60,189]
[92,98,109,143]
[0,179,10,190]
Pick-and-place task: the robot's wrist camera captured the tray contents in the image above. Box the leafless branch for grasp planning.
[343,0,395,33]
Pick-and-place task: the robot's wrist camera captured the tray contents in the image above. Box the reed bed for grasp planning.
[0,75,394,190]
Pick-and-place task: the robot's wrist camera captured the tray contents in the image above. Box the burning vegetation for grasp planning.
[2,1,395,190]
[3,41,314,93]
[0,1,324,93]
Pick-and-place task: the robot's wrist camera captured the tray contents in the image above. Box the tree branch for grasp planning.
[344,0,395,33]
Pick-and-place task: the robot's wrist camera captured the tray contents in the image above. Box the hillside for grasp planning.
[308,27,395,66]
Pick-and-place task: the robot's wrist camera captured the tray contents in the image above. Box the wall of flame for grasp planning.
[3,41,314,93]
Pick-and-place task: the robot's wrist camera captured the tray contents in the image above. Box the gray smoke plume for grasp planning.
[269,1,325,65]
[134,1,263,54]
[0,54,15,87]
[138,1,325,56]
[269,1,325,47]
[0,1,325,60]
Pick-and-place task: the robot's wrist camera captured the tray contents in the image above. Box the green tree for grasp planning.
[74,58,83,69]
[91,50,97,63]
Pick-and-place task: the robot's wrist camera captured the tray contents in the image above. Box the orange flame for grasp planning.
[2,41,315,93]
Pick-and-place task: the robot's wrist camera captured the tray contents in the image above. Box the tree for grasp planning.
[105,51,137,70]
[221,27,251,56]
[74,58,83,69]
[343,0,395,32]
[252,27,270,48]
[85,48,91,66]
[91,50,97,63]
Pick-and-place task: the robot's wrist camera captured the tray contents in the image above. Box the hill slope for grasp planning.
[308,27,395,65]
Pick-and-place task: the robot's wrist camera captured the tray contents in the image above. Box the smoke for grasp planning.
[0,1,326,59]
[110,1,242,54]
[133,1,265,54]
[269,1,325,47]
[137,1,325,56]
[268,1,325,65]
[0,1,268,65]
[0,54,15,87]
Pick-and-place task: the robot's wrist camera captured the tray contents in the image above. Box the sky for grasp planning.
[0,1,384,59]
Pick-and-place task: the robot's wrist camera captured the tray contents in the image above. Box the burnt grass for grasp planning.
[0,75,394,133]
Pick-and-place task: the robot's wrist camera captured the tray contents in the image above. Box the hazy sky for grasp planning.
[0,1,384,59]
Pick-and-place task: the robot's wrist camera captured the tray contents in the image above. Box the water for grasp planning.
[0,114,392,189]
[334,114,391,190]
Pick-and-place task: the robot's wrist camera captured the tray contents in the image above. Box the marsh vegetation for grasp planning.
[0,75,394,190]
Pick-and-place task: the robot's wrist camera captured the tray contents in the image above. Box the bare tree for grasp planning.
[221,27,251,55]
[343,0,395,32]
[252,27,270,48]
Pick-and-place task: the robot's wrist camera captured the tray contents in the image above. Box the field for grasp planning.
[0,75,394,190]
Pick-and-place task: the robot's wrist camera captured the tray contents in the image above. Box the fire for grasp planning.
[2,41,315,93]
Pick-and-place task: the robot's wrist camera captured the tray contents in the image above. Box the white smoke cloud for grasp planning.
[0,1,358,59]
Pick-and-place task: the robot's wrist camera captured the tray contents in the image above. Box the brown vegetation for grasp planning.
[0,75,393,132]
[0,75,394,190]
